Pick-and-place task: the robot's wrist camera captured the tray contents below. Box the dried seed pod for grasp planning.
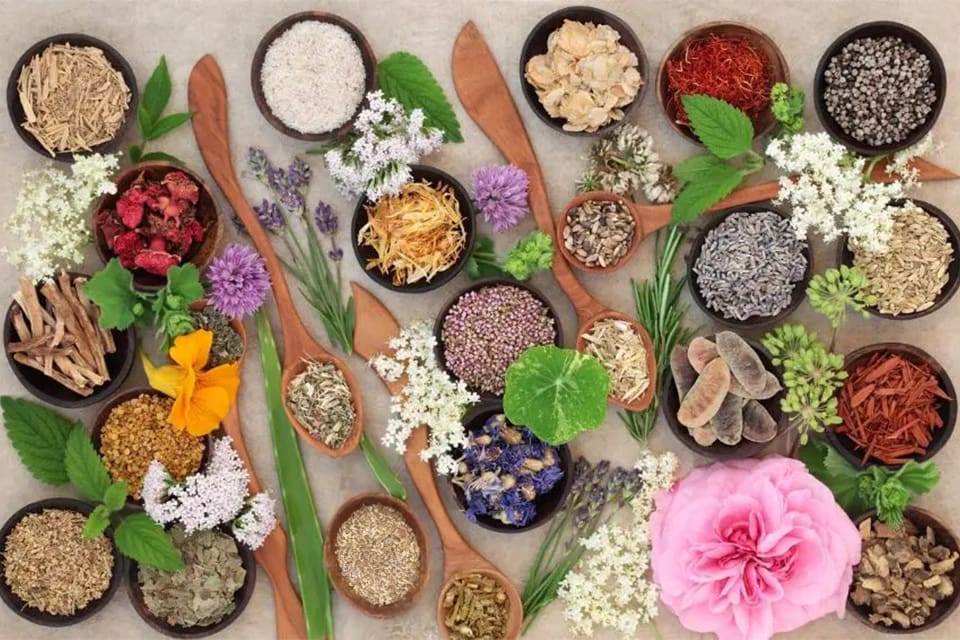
[670,345,697,398]
[691,424,718,446]
[742,400,778,443]
[678,358,731,429]
[716,331,767,396]
[729,371,782,400]
[711,394,745,445]
[687,336,718,372]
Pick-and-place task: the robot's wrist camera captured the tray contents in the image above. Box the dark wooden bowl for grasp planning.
[663,335,785,460]
[323,493,428,618]
[2,272,137,408]
[837,199,960,320]
[519,5,648,136]
[351,165,477,293]
[814,21,946,157]
[6,33,138,162]
[127,527,256,637]
[0,497,124,626]
[433,278,564,401]
[445,402,573,533]
[827,343,956,469]
[849,508,960,633]
[251,11,377,141]
[686,203,812,331]
[657,21,789,144]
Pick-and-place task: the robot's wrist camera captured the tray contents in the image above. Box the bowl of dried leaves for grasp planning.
[850,508,960,633]
[6,33,137,161]
[3,273,137,408]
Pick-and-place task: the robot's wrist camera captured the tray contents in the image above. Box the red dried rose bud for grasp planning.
[134,250,181,276]
[113,231,146,269]
[116,194,145,228]
[96,210,124,248]
[163,171,200,205]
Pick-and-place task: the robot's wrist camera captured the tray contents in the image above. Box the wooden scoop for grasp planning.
[350,282,523,640]
[188,54,363,457]
[452,21,656,412]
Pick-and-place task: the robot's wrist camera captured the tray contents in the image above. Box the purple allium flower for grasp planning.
[253,199,284,233]
[207,244,271,319]
[314,201,338,235]
[247,147,268,179]
[288,157,312,190]
[471,164,530,232]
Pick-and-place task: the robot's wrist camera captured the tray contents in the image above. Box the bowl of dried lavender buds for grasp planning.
[6,33,137,161]
[849,508,960,633]
[828,343,956,470]
[446,404,573,533]
[3,272,136,408]
[93,162,223,291]
[0,497,123,627]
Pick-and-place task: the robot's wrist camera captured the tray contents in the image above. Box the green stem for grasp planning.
[359,433,407,500]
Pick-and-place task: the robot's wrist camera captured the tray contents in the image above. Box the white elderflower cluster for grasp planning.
[233,492,278,550]
[371,321,478,476]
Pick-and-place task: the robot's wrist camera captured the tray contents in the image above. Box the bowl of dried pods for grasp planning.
[556,190,644,273]
[3,273,137,408]
[6,33,137,160]
[850,508,960,633]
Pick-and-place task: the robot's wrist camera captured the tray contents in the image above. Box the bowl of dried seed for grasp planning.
[6,33,137,161]
[0,497,123,627]
[838,199,959,320]
[324,493,428,617]
[438,569,521,639]
[849,508,960,633]
[556,190,643,273]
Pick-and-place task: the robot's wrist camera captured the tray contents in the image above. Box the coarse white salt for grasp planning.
[260,20,367,134]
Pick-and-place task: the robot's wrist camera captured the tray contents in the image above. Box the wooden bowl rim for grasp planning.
[555,190,645,274]
[436,567,523,640]
[575,309,657,411]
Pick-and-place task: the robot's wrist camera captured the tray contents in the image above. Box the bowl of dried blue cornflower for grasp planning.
[446,403,573,533]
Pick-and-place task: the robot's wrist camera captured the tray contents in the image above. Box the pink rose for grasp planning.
[650,456,861,640]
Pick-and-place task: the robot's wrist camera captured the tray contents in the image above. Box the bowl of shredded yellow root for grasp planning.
[352,165,475,292]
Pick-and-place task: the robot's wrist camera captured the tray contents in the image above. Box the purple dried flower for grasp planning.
[314,201,338,235]
[247,147,268,179]
[279,189,306,216]
[471,165,530,232]
[288,157,312,190]
[266,165,290,193]
[328,247,344,262]
[207,244,271,319]
[253,199,284,233]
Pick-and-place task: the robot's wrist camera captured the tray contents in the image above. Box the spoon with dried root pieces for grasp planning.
[188,54,363,457]
[350,282,523,640]
[452,21,656,412]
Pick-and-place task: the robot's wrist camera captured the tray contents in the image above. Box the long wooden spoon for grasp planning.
[188,54,364,457]
[350,282,522,640]
[451,21,656,413]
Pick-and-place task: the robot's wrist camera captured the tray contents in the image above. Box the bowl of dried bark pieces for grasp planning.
[3,273,136,408]
[850,508,960,633]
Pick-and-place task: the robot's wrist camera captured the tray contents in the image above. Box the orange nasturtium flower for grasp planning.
[142,329,240,436]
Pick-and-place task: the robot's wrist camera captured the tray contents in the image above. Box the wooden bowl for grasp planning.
[92,162,223,291]
[556,191,645,274]
[575,309,657,411]
[3,273,136,408]
[837,199,960,320]
[0,497,124,626]
[446,402,573,533]
[351,165,477,294]
[519,5,648,136]
[251,11,377,141]
[433,278,564,401]
[814,21,946,157]
[849,508,960,633]
[6,33,138,162]
[437,568,522,640]
[323,493,428,618]
[827,343,956,469]
[686,203,813,331]
[657,21,789,144]
[127,527,257,638]
[662,334,785,460]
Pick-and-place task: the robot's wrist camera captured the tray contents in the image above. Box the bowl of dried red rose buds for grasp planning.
[93,162,222,290]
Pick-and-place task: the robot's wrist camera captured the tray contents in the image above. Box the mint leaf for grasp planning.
[138,151,183,164]
[84,259,141,329]
[894,460,940,495]
[165,263,204,304]
[65,427,111,502]
[673,154,726,183]
[144,112,192,141]
[670,164,743,223]
[378,51,463,143]
[83,505,111,540]
[142,56,172,125]
[682,95,754,159]
[115,513,184,570]
[1,396,75,484]
[103,481,129,512]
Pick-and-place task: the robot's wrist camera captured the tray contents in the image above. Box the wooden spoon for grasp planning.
[452,22,655,412]
[187,54,363,457]
[350,283,523,640]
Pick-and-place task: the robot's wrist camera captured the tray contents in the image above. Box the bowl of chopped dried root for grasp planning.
[6,33,136,160]
[3,273,136,408]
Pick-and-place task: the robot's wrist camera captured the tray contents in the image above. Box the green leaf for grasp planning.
[83,505,111,540]
[102,481,129,512]
[114,513,183,570]
[127,144,143,164]
[165,263,205,304]
[138,151,184,164]
[84,259,141,329]
[670,163,744,223]
[673,154,726,183]
[137,105,152,142]
[141,56,172,125]
[378,51,463,143]
[894,460,940,495]
[360,433,407,501]
[503,345,610,445]
[64,427,111,502]
[466,236,506,280]
[681,94,754,159]
[144,112,192,141]
[1,396,76,485]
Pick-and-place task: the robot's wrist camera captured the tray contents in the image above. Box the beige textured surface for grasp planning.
[1,1,959,638]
